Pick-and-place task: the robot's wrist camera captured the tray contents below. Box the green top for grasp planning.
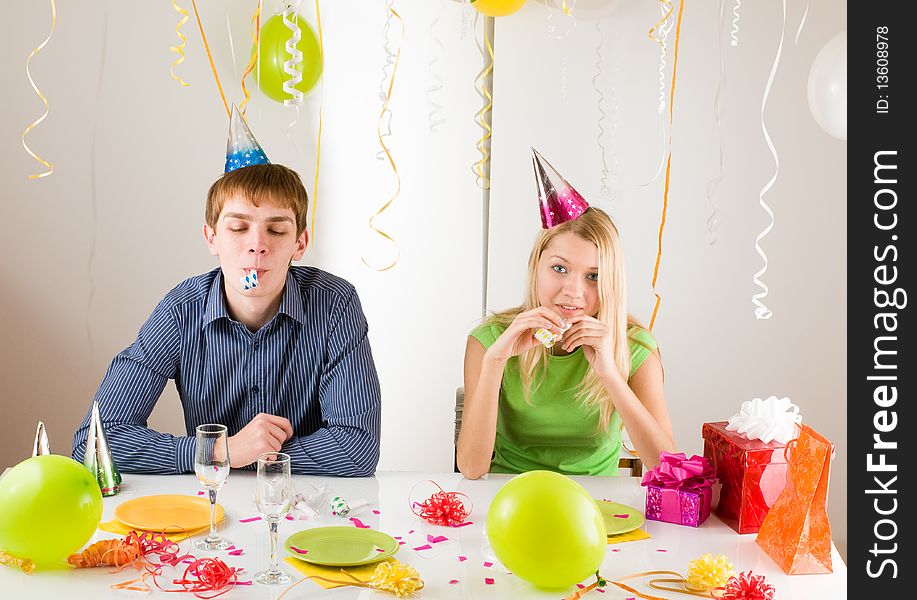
[469,322,657,476]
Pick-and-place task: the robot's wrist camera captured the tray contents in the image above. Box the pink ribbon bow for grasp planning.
[640,452,716,491]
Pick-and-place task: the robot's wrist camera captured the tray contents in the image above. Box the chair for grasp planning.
[454,386,642,476]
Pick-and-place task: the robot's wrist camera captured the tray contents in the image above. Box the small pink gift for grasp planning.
[640,452,716,527]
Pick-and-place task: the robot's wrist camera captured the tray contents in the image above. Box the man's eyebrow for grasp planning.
[223,212,293,224]
[265,216,294,224]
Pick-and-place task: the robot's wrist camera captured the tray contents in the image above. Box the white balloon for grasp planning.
[542,0,621,21]
[807,31,847,141]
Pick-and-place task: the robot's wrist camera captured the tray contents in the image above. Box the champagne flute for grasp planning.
[254,452,293,585]
[194,423,232,551]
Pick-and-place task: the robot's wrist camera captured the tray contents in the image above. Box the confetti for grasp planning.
[485,577,495,585]
[412,544,432,551]
[238,516,261,523]
[427,534,448,544]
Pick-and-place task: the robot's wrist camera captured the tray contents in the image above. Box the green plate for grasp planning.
[597,501,645,536]
[285,526,399,566]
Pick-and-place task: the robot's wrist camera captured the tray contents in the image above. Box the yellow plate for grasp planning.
[114,494,225,533]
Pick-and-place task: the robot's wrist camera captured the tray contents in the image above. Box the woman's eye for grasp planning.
[587,273,599,282]
[552,265,567,274]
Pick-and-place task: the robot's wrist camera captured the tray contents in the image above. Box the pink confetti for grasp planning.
[399,541,406,545]
[614,514,630,519]
[483,561,493,568]
[239,516,261,523]
[577,583,586,589]
[197,491,205,496]
[373,509,381,514]
[451,521,474,528]
[289,546,309,555]
[228,549,244,556]
[611,548,621,552]
[376,548,386,552]
[596,589,605,594]
[407,529,415,534]
[285,515,294,521]
[458,555,468,562]
[226,546,236,551]
[427,534,448,544]
[413,544,433,551]
[394,536,402,540]
[349,517,370,529]
[485,577,495,585]
[449,579,459,585]
[656,548,668,552]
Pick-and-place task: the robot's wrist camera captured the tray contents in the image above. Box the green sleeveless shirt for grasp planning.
[470,323,657,476]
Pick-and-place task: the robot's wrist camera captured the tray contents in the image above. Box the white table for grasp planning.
[0,472,846,598]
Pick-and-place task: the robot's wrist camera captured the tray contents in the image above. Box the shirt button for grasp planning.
[252,341,260,350]
[252,385,260,394]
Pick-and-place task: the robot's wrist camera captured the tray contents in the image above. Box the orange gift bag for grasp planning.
[755,424,834,574]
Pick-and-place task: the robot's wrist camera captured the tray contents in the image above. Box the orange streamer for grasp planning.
[190,0,230,118]
[22,0,57,180]
[238,0,263,114]
[648,0,684,332]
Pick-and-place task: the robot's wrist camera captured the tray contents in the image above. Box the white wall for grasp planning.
[1,0,846,558]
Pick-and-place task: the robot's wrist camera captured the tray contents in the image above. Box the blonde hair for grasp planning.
[488,207,650,432]
[206,164,309,236]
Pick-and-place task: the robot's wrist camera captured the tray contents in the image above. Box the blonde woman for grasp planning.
[457,150,674,479]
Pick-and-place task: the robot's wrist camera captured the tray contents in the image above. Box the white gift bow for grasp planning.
[725,396,801,444]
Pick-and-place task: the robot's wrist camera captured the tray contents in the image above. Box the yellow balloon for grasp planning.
[473,0,528,17]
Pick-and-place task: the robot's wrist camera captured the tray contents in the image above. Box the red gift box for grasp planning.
[702,421,789,534]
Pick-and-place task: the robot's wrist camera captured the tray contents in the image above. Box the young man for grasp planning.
[72,108,381,475]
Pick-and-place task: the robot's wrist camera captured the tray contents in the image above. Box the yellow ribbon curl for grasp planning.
[238,0,262,115]
[168,0,190,86]
[361,3,403,271]
[311,0,325,245]
[648,0,684,332]
[278,561,424,599]
[648,0,674,48]
[472,14,494,190]
[22,0,57,180]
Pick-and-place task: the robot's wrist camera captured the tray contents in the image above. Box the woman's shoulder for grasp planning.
[469,320,507,348]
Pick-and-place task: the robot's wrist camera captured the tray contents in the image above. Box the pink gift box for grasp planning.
[644,484,712,527]
[641,452,716,527]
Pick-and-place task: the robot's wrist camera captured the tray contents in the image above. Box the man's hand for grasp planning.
[227,413,294,468]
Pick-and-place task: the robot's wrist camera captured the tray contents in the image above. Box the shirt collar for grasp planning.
[202,268,306,328]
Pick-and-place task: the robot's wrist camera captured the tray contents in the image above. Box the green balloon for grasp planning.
[486,471,607,589]
[0,455,103,566]
[254,14,323,103]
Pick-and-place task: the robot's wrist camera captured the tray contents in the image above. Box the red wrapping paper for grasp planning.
[702,421,788,534]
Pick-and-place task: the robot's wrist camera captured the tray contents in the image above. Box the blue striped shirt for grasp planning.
[72,267,381,476]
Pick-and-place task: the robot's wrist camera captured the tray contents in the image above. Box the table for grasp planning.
[0,472,847,598]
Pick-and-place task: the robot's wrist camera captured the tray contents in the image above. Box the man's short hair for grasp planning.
[206,164,309,236]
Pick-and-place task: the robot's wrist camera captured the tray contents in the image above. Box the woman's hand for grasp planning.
[560,315,620,380]
[485,307,567,363]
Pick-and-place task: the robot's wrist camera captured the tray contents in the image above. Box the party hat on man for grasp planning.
[83,400,122,496]
[32,421,50,456]
[532,148,590,228]
[225,104,270,173]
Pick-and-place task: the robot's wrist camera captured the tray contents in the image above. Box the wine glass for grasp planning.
[194,423,232,551]
[254,452,293,585]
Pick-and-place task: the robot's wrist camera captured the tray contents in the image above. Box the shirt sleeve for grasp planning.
[282,286,382,476]
[627,325,659,378]
[469,322,502,349]
[71,299,193,474]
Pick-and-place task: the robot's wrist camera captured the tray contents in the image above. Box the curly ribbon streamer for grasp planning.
[376,2,397,161]
[0,549,34,573]
[362,2,403,271]
[650,2,674,114]
[705,0,729,244]
[472,13,494,190]
[277,561,424,599]
[564,572,607,599]
[648,0,684,332]
[169,0,191,86]
[238,0,263,114]
[282,2,304,106]
[426,15,446,132]
[751,0,785,320]
[729,0,741,47]
[794,1,809,45]
[310,0,325,243]
[592,22,610,197]
[22,0,57,180]
[190,0,230,118]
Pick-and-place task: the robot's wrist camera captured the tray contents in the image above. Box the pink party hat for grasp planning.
[225,104,270,173]
[532,148,590,228]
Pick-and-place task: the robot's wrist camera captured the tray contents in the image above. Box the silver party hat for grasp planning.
[32,421,50,456]
[83,400,122,496]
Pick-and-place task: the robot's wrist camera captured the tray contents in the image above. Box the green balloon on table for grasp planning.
[486,470,607,589]
[254,14,323,103]
[0,455,103,567]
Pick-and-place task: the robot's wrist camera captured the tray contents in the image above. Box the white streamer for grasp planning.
[226,14,238,80]
[593,21,610,197]
[426,14,445,132]
[705,0,729,244]
[751,0,786,320]
[730,0,742,47]
[282,3,304,107]
[794,2,809,45]
[655,4,674,114]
